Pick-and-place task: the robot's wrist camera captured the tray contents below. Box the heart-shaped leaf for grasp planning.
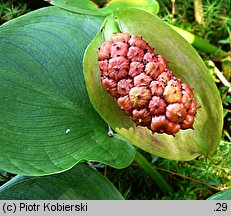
[0,164,124,200]
[47,0,159,16]
[207,188,231,200]
[0,6,135,176]
[84,8,223,161]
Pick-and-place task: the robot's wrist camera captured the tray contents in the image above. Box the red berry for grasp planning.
[166,103,187,123]
[132,108,151,125]
[148,96,167,115]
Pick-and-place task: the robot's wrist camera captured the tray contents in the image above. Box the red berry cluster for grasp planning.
[98,33,200,136]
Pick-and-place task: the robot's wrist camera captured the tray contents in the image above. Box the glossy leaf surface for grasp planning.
[0,6,135,176]
[47,0,159,15]
[84,8,223,160]
[0,164,124,200]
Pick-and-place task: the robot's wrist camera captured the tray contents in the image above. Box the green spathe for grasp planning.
[84,8,223,160]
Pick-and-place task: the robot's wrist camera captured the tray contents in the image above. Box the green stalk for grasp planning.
[169,25,227,56]
[194,0,204,25]
[134,150,173,194]
[103,14,121,41]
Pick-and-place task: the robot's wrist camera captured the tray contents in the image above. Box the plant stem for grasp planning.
[171,0,175,23]
[170,25,227,56]
[208,60,231,93]
[134,150,173,193]
[194,0,204,25]
[103,14,121,41]
[155,166,223,191]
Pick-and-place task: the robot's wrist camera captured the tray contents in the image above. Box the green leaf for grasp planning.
[218,38,230,45]
[47,0,159,16]
[84,8,223,161]
[208,188,231,200]
[224,60,231,67]
[224,97,231,104]
[0,164,124,200]
[0,6,135,176]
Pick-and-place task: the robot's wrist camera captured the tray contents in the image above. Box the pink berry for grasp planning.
[111,32,131,43]
[127,46,144,62]
[148,96,167,115]
[98,41,112,60]
[117,95,133,115]
[145,62,165,79]
[101,78,117,97]
[129,62,144,78]
[111,42,129,57]
[117,79,133,96]
[134,73,152,87]
[128,35,147,50]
